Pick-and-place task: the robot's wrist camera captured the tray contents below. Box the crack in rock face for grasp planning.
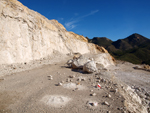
[41,95,72,107]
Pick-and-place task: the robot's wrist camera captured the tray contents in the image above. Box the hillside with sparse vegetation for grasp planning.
[88,33,150,65]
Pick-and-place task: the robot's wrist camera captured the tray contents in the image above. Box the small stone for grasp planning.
[77,78,81,81]
[113,83,118,87]
[106,94,111,98]
[89,58,94,61]
[48,75,52,77]
[48,75,53,80]
[76,82,80,85]
[92,102,98,106]
[131,85,135,89]
[107,111,111,113]
[101,78,106,83]
[117,108,121,110]
[91,93,96,96]
[61,81,64,83]
[13,67,16,69]
[103,101,109,106]
[49,77,53,80]
[81,78,85,81]
[57,82,62,86]
[110,88,118,93]
[90,90,93,92]
[122,111,126,113]
[97,80,101,82]
[69,75,75,78]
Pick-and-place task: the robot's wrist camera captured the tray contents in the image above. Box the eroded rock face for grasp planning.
[0,0,111,65]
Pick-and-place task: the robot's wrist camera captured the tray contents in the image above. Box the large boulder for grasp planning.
[83,61,97,73]
[94,53,115,68]
[71,56,89,69]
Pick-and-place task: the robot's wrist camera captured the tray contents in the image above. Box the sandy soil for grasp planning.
[0,55,149,113]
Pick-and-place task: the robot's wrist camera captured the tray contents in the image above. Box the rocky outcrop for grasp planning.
[0,0,110,65]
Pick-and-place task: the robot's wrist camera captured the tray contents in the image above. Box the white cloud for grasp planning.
[65,10,99,30]
[65,20,79,29]
[81,10,99,18]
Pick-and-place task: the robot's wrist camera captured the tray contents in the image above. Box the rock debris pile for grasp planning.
[67,53,114,73]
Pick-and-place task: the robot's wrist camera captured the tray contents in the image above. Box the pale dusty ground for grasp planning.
[109,61,150,92]
[0,55,149,113]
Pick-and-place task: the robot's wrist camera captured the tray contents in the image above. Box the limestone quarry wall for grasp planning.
[0,0,108,65]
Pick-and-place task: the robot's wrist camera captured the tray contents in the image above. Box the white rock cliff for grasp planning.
[0,0,112,65]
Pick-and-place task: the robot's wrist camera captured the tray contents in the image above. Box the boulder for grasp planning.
[83,61,97,73]
[94,53,115,68]
[71,53,115,69]
[66,59,73,67]
[71,56,89,69]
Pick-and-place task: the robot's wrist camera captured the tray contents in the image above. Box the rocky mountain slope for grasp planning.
[0,0,109,65]
[89,33,150,65]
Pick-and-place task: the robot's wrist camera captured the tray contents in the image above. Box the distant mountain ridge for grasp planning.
[88,33,150,65]
[112,33,149,50]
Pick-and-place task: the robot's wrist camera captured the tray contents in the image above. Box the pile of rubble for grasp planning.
[66,53,114,73]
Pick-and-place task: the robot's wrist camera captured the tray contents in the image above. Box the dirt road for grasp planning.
[0,57,149,113]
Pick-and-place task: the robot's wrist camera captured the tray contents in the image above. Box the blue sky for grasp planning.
[18,0,150,41]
